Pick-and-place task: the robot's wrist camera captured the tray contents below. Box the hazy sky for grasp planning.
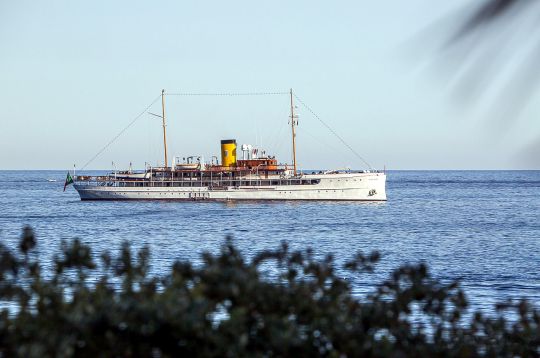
[1,0,539,170]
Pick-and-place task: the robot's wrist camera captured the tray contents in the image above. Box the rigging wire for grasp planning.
[268,116,287,156]
[293,93,373,170]
[300,126,349,167]
[79,90,373,171]
[80,94,162,170]
[165,92,289,96]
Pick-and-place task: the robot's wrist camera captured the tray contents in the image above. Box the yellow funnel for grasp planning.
[221,139,237,167]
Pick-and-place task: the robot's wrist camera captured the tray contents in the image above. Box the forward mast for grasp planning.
[290,88,298,177]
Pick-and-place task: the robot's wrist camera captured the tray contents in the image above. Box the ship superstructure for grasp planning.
[73,90,387,201]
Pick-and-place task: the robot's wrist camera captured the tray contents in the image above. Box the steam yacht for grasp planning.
[71,90,386,201]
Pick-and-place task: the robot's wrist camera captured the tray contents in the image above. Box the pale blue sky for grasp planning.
[1,0,539,170]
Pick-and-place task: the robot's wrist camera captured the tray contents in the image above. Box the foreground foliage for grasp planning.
[0,228,538,357]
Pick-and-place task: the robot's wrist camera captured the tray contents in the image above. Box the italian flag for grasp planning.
[63,172,74,192]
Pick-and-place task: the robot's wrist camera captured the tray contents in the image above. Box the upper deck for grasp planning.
[74,168,385,189]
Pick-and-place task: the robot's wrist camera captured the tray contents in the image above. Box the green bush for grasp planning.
[0,227,538,357]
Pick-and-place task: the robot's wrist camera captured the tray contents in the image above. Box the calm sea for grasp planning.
[1,170,539,313]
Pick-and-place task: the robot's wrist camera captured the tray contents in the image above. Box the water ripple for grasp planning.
[0,170,539,314]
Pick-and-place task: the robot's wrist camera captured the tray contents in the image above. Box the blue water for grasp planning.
[0,170,539,313]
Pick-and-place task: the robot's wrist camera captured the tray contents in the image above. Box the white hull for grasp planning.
[74,173,386,201]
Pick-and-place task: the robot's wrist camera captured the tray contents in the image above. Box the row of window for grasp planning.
[108,179,322,188]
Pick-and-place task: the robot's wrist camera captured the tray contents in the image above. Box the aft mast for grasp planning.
[289,88,298,176]
[161,89,169,169]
